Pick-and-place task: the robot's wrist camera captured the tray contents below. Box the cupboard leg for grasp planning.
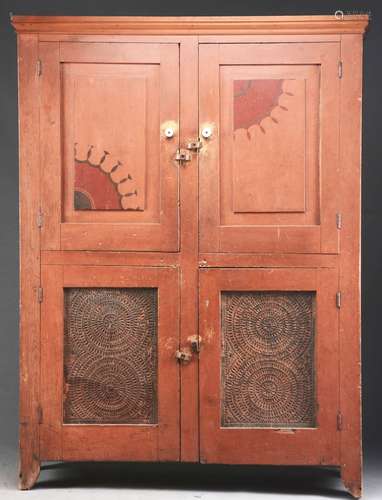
[19,428,40,490]
[19,456,40,490]
[341,465,362,498]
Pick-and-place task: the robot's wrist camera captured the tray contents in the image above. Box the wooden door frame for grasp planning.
[198,41,340,254]
[40,265,180,462]
[39,40,180,252]
[199,267,340,466]
[14,16,366,497]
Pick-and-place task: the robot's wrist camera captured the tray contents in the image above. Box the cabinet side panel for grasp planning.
[18,34,41,489]
[339,34,363,499]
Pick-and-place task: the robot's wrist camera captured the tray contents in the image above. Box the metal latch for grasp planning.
[175,348,192,363]
[188,335,202,353]
[175,149,191,164]
[186,140,203,151]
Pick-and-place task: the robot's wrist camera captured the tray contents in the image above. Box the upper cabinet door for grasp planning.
[199,43,340,254]
[40,42,179,251]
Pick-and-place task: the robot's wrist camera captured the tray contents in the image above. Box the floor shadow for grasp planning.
[37,462,348,498]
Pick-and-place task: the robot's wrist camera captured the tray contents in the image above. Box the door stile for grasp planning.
[198,43,220,252]
[39,41,61,250]
[179,36,200,462]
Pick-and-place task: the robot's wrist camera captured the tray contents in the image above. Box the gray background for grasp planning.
[0,0,381,497]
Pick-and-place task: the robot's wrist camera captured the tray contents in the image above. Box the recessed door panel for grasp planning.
[199,268,339,465]
[40,265,180,462]
[221,291,316,428]
[199,43,340,253]
[64,64,154,215]
[63,287,158,425]
[40,42,179,251]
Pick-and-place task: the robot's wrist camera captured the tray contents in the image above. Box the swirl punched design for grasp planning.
[224,292,313,360]
[221,291,315,428]
[64,288,157,424]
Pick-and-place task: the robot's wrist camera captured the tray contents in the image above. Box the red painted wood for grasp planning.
[40,265,180,462]
[199,268,340,465]
[14,17,366,495]
[40,42,179,251]
[199,42,340,254]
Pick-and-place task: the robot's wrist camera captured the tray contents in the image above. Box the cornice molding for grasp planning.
[11,15,369,35]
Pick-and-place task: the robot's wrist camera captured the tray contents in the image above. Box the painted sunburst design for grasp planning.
[233,79,293,138]
[74,144,140,211]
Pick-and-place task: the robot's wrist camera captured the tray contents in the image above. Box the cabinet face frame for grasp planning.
[14,16,366,497]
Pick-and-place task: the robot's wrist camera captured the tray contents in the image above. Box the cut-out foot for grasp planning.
[341,470,362,498]
[19,457,40,490]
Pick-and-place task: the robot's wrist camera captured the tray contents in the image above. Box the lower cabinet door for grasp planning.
[40,265,180,462]
[199,267,340,465]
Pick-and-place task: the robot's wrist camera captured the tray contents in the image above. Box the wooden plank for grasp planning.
[158,43,180,252]
[319,44,341,253]
[199,253,338,269]
[59,42,160,62]
[39,34,192,42]
[199,34,341,42]
[11,15,369,35]
[179,37,199,462]
[18,33,41,490]
[42,250,179,267]
[199,43,220,252]
[219,41,332,63]
[63,426,157,461]
[40,266,63,460]
[61,223,177,251]
[338,34,363,499]
[40,42,61,250]
[219,226,321,254]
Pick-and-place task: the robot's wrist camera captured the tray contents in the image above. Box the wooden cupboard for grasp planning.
[12,14,368,497]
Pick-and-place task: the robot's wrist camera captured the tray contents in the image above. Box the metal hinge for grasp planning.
[37,404,43,424]
[37,287,43,303]
[336,213,342,230]
[337,411,343,431]
[338,60,343,79]
[336,291,341,309]
[36,59,42,77]
[37,209,44,228]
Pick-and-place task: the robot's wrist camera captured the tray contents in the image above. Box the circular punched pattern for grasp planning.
[223,357,313,426]
[224,292,313,360]
[65,355,154,423]
[66,288,156,357]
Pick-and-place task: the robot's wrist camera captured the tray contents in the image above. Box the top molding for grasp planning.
[11,15,369,35]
